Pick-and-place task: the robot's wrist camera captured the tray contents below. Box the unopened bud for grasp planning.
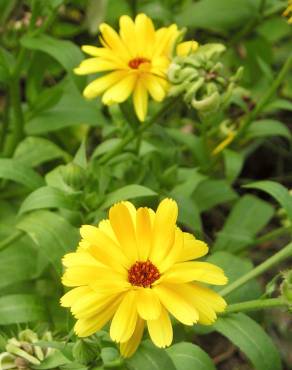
[61,163,86,190]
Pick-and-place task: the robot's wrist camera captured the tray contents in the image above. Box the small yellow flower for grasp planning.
[74,14,197,122]
[61,199,227,357]
[283,0,292,23]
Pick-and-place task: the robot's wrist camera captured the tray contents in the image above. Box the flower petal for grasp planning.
[102,73,137,105]
[147,307,173,348]
[120,317,145,358]
[176,41,199,56]
[161,261,228,285]
[110,290,138,343]
[133,79,148,122]
[74,58,121,75]
[136,207,152,261]
[158,227,184,272]
[62,266,106,287]
[119,15,136,57]
[153,284,198,325]
[60,286,91,307]
[134,13,155,57]
[83,71,128,99]
[143,74,166,102]
[177,233,209,262]
[99,23,130,61]
[136,288,161,320]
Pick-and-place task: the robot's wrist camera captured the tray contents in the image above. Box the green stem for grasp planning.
[235,55,292,142]
[0,95,10,152]
[224,297,287,314]
[98,96,180,165]
[247,226,291,249]
[0,230,23,252]
[220,241,292,297]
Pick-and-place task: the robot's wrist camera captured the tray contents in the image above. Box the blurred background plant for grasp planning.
[0,0,292,369]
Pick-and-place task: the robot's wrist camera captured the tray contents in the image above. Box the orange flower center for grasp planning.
[128,260,160,287]
[128,57,150,69]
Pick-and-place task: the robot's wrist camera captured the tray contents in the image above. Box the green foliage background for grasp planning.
[0,0,292,369]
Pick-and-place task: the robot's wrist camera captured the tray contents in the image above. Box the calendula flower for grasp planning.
[283,0,292,23]
[61,199,227,357]
[74,14,198,121]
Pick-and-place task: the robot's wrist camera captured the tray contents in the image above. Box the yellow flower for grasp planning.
[61,199,227,357]
[283,0,292,23]
[74,14,182,122]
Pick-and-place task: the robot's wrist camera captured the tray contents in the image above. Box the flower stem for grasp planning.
[224,297,287,314]
[98,96,180,165]
[220,241,292,297]
[235,55,292,142]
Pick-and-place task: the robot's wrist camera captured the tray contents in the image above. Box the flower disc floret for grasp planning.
[128,260,160,287]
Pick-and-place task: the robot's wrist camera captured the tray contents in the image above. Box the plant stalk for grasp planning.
[224,297,287,314]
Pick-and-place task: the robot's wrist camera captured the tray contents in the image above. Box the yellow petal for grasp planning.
[153,284,198,325]
[62,251,103,268]
[81,45,127,65]
[62,266,105,287]
[109,202,138,262]
[74,58,121,75]
[74,297,122,337]
[176,41,199,56]
[136,288,161,320]
[136,207,152,261]
[191,283,227,313]
[161,261,228,285]
[147,307,173,348]
[120,317,145,358]
[151,56,170,77]
[119,15,136,57]
[153,24,178,57]
[177,233,209,262]
[83,71,127,99]
[102,73,137,105]
[90,279,131,295]
[150,198,178,265]
[110,290,138,343]
[133,79,148,122]
[134,13,155,58]
[99,23,130,61]
[158,227,184,272]
[80,225,129,270]
[60,286,91,307]
[143,74,166,102]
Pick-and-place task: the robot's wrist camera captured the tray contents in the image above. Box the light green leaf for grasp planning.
[0,159,44,189]
[0,294,47,324]
[92,138,121,159]
[223,149,244,183]
[14,137,68,167]
[246,119,291,140]
[21,33,83,71]
[126,340,176,370]
[33,351,71,369]
[19,186,77,214]
[213,195,274,253]
[100,185,157,209]
[73,139,87,169]
[17,211,79,274]
[244,180,292,220]
[207,252,261,303]
[214,313,282,370]
[167,342,215,370]
[193,179,238,212]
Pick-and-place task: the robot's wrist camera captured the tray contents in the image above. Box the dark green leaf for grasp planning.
[223,149,244,183]
[213,195,274,253]
[215,313,282,370]
[0,159,44,189]
[0,294,47,324]
[246,119,291,140]
[73,139,87,169]
[167,342,215,370]
[244,180,292,220]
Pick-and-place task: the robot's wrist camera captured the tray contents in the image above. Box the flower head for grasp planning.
[74,14,195,121]
[61,199,227,357]
[283,0,292,23]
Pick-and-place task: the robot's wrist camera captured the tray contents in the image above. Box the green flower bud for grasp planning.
[281,270,292,304]
[0,352,16,370]
[61,162,86,190]
[73,339,99,365]
[191,91,220,112]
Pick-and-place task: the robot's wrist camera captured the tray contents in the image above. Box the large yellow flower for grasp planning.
[74,14,198,122]
[61,199,227,357]
[283,0,292,23]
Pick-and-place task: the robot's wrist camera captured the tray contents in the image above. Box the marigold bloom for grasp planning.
[74,14,198,121]
[61,199,227,357]
[283,0,292,23]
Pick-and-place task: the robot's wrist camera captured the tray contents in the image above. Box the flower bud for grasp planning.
[281,270,292,305]
[61,162,86,190]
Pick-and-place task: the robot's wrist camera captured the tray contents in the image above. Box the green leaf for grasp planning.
[73,139,87,169]
[14,136,68,167]
[0,294,47,324]
[207,252,261,303]
[214,313,282,370]
[223,149,244,183]
[176,0,260,32]
[126,340,176,370]
[246,119,291,140]
[19,186,77,214]
[193,179,238,212]
[33,351,71,369]
[100,185,157,209]
[17,211,79,274]
[21,33,83,71]
[244,180,292,220]
[213,195,274,253]
[0,159,44,189]
[166,342,215,370]
[92,138,121,159]
[25,79,107,134]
